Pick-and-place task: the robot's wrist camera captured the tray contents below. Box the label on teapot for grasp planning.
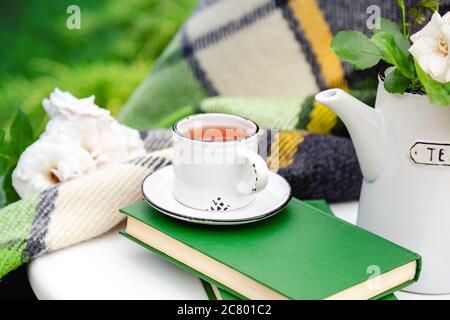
[410,142,450,166]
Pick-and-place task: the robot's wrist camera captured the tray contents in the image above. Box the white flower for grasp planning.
[410,12,450,83]
[44,115,104,150]
[43,116,145,167]
[110,120,145,158]
[12,88,146,199]
[12,135,95,199]
[42,87,111,119]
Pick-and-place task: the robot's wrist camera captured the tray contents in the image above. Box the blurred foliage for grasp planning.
[0,60,152,134]
[0,0,197,76]
[0,0,197,206]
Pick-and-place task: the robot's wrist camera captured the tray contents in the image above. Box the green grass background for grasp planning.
[0,0,197,207]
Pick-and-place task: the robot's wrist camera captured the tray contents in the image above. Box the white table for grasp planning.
[27,202,450,300]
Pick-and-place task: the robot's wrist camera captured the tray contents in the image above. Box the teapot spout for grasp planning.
[315,89,386,182]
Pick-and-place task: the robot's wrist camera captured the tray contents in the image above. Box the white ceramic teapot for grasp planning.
[316,80,450,294]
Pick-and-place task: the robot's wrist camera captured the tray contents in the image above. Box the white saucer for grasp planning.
[141,165,292,225]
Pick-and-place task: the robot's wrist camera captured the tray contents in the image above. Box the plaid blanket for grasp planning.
[117,0,410,131]
[0,129,361,280]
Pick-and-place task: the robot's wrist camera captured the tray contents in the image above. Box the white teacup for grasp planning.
[172,113,269,211]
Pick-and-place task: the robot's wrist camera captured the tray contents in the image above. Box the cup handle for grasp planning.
[236,148,269,194]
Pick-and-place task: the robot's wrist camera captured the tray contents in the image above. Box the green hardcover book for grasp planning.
[378,293,398,300]
[204,283,397,300]
[120,198,421,300]
[201,200,398,301]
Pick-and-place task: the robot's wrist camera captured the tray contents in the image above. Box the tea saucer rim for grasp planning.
[141,165,292,224]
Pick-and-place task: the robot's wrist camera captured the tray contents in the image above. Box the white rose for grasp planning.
[44,116,145,167]
[44,116,109,153]
[409,12,450,83]
[42,87,111,119]
[110,120,145,158]
[12,88,146,198]
[12,135,95,199]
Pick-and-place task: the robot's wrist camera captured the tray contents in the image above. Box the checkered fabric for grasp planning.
[118,0,407,131]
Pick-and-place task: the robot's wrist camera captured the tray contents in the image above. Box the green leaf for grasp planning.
[348,77,378,107]
[409,7,418,16]
[2,167,20,205]
[0,130,5,155]
[9,108,34,161]
[373,18,410,56]
[0,130,10,176]
[415,60,450,106]
[0,156,8,177]
[419,0,439,11]
[371,32,414,79]
[384,68,410,94]
[331,31,381,70]
[0,176,5,209]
